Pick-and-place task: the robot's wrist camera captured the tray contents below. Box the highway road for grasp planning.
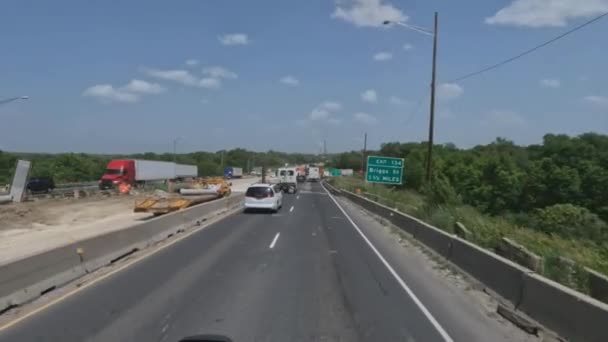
[0,182,533,342]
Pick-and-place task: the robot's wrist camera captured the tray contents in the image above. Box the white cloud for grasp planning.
[437,83,464,101]
[373,51,393,61]
[328,118,343,125]
[185,59,199,66]
[485,0,608,27]
[143,68,224,89]
[403,43,414,50]
[361,89,378,103]
[201,98,209,104]
[280,75,300,86]
[320,101,343,111]
[143,68,200,86]
[584,95,608,108]
[203,66,238,79]
[389,96,410,105]
[122,79,165,94]
[540,78,561,88]
[218,33,250,46]
[485,109,526,126]
[83,84,139,103]
[310,108,331,121]
[199,78,221,89]
[332,0,407,28]
[308,101,343,121]
[354,112,378,124]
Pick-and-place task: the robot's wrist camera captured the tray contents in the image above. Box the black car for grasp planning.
[27,177,55,193]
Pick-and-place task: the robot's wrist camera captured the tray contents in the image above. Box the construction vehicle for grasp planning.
[134,178,231,215]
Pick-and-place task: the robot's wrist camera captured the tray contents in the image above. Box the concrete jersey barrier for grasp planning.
[325,182,608,342]
[0,194,244,312]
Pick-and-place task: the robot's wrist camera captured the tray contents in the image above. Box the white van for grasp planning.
[244,184,283,213]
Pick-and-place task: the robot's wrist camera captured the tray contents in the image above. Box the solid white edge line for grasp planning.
[321,182,454,342]
[269,232,280,249]
[289,206,294,212]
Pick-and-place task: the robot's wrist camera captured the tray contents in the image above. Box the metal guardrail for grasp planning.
[54,181,98,189]
[26,186,102,200]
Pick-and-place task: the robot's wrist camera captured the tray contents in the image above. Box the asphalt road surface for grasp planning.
[0,182,532,342]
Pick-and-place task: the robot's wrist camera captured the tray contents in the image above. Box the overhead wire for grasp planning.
[446,11,608,84]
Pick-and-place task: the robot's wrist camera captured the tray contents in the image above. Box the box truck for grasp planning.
[224,167,243,179]
[307,167,321,182]
[277,167,298,193]
[99,160,197,189]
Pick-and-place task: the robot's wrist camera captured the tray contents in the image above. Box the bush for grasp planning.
[529,204,608,240]
[421,173,461,206]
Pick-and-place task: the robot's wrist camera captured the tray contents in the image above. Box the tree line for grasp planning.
[0,149,319,185]
[328,133,608,240]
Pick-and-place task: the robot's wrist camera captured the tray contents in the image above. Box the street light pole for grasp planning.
[384,12,438,183]
[172,138,181,162]
[426,12,438,183]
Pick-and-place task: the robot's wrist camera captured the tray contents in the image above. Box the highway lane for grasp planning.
[0,182,530,342]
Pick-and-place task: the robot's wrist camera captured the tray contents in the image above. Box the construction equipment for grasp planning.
[134,178,231,215]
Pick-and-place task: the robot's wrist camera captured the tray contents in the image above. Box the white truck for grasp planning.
[277,167,298,194]
[307,167,321,182]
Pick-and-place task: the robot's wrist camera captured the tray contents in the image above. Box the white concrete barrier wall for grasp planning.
[326,182,608,342]
[0,194,244,311]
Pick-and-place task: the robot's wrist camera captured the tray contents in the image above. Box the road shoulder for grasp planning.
[332,192,541,342]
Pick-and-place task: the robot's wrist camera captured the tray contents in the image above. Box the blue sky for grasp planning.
[1,0,607,154]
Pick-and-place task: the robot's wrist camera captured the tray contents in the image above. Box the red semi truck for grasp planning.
[99,159,198,189]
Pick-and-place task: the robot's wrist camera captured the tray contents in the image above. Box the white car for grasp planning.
[244,184,283,212]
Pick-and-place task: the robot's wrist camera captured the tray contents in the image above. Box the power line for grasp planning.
[447,12,608,84]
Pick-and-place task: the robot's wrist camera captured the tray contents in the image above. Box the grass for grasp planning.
[330,176,608,294]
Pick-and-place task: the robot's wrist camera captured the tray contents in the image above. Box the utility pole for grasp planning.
[323,140,327,159]
[220,151,225,176]
[426,12,438,183]
[361,132,367,172]
[172,139,178,162]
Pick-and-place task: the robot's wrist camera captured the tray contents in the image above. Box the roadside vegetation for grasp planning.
[0,149,317,184]
[327,133,608,293]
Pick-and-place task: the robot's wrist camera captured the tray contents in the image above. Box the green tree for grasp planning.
[530,204,608,240]
[0,151,17,184]
[522,158,581,210]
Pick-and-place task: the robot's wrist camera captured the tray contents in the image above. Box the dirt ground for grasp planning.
[0,177,259,266]
[0,195,152,266]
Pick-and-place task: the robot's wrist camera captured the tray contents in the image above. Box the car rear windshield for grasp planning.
[246,187,272,197]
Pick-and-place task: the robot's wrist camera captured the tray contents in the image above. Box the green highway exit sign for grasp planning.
[366,155,404,185]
